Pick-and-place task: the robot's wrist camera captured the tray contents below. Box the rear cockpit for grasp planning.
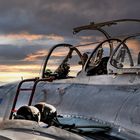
[108,34,140,74]
[84,38,122,76]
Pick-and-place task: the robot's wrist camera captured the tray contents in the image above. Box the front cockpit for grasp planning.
[42,44,83,79]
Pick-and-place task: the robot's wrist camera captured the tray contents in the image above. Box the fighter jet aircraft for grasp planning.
[0,19,140,139]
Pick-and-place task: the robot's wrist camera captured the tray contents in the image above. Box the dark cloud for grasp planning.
[0,0,140,36]
[0,0,140,65]
[0,44,48,65]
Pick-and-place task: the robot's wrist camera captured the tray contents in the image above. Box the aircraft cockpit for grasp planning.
[108,34,140,74]
[41,34,140,78]
[84,38,122,76]
[42,44,84,79]
[41,19,140,79]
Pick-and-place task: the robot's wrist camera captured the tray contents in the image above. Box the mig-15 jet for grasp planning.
[0,19,140,140]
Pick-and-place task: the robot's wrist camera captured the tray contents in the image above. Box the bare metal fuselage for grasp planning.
[34,74,140,139]
[1,73,140,139]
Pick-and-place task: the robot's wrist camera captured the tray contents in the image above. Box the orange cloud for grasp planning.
[0,71,40,84]
[23,47,70,62]
[51,51,69,57]
[0,32,44,41]
[126,39,140,53]
[80,36,93,40]
[0,64,42,84]
[0,32,64,44]
[45,34,64,42]
[0,64,40,72]
[24,49,48,61]
[80,35,105,41]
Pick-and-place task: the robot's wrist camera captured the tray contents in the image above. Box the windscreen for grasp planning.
[111,36,140,69]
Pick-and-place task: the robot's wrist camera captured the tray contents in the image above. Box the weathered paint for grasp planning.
[1,74,140,139]
[0,83,17,120]
[30,74,140,138]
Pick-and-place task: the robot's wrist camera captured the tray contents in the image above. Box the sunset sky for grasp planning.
[0,0,140,84]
